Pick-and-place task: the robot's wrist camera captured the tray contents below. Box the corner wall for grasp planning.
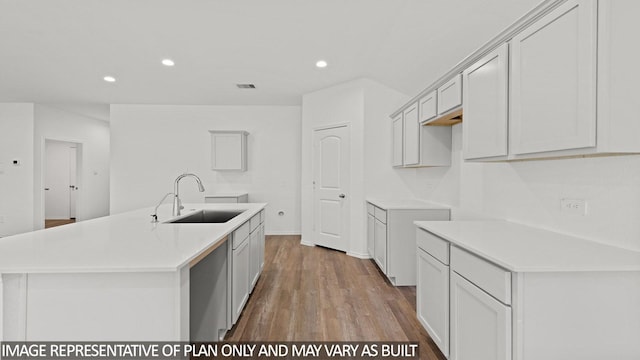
[301,78,409,256]
[0,103,34,236]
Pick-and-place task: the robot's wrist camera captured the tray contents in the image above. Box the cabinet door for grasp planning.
[450,272,511,360]
[249,230,260,291]
[403,103,420,166]
[259,224,265,271]
[392,115,404,167]
[374,219,387,273]
[419,90,438,123]
[510,0,597,155]
[438,74,462,115]
[367,213,375,257]
[231,238,250,324]
[463,43,509,159]
[417,249,450,357]
[210,131,248,171]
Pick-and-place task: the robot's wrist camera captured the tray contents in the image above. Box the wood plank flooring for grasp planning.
[225,235,446,360]
[44,219,75,228]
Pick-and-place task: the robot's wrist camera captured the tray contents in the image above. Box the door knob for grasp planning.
[339,194,346,198]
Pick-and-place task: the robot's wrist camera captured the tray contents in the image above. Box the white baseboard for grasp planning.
[347,251,372,259]
[300,239,315,247]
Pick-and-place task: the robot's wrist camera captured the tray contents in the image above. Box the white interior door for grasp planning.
[313,125,350,252]
[45,140,71,219]
[69,146,77,219]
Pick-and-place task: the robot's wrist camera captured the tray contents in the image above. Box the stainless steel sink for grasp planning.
[165,209,244,223]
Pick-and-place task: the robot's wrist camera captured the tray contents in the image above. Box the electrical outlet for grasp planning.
[560,198,587,216]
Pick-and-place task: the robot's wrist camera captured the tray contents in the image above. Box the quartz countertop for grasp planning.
[414,220,640,272]
[366,198,449,210]
[0,203,266,274]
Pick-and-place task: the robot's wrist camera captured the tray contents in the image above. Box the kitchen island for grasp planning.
[0,203,266,341]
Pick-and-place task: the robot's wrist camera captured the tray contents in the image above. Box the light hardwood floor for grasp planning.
[225,235,446,360]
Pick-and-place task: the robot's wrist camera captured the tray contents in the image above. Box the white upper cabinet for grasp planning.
[463,43,509,160]
[210,131,249,171]
[403,103,420,166]
[392,101,452,169]
[510,0,597,156]
[392,114,404,167]
[597,0,640,153]
[419,90,438,123]
[437,74,463,115]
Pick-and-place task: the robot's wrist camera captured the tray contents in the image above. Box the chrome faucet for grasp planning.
[173,173,206,216]
[151,192,174,223]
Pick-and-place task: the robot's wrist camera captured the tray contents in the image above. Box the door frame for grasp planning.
[311,123,351,251]
[40,137,84,229]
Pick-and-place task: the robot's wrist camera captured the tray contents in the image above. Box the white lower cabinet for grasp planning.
[369,200,450,285]
[259,222,265,272]
[450,272,511,360]
[373,218,387,273]
[366,212,375,257]
[417,248,449,357]
[249,229,260,291]
[231,235,249,324]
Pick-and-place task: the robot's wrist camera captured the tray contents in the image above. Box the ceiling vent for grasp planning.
[236,84,256,89]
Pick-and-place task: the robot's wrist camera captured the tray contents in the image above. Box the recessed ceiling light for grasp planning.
[103,76,116,83]
[161,59,175,67]
[316,60,328,68]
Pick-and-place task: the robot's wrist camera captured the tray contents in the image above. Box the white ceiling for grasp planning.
[0,0,540,106]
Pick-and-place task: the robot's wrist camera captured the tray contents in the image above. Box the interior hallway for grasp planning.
[225,235,446,360]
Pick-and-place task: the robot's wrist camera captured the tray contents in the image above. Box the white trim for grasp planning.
[312,122,350,131]
[390,0,567,117]
[300,239,316,247]
[346,251,372,260]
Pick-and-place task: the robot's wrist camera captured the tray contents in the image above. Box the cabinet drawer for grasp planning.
[374,207,387,223]
[250,213,260,232]
[416,229,449,265]
[438,74,463,115]
[232,221,250,249]
[260,209,265,223]
[366,202,375,215]
[451,246,511,305]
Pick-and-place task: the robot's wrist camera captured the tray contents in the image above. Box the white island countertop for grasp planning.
[0,203,266,274]
[415,220,640,272]
[367,198,449,210]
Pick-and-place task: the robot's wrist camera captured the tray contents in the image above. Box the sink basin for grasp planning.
[165,210,244,224]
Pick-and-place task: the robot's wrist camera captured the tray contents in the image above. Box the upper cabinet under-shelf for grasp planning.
[391,0,640,163]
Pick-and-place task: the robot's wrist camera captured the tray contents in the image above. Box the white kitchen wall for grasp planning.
[34,104,110,229]
[109,105,301,235]
[301,78,410,257]
[398,124,640,252]
[0,103,34,236]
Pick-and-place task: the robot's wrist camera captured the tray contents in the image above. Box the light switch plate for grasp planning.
[560,198,587,216]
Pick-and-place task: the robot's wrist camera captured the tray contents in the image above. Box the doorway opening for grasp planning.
[44,140,81,229]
